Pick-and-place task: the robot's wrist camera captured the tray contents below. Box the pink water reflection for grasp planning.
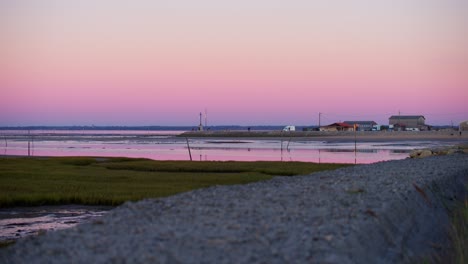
[188,148,409,164]
[0,139,416,164]
[0,130,184,136]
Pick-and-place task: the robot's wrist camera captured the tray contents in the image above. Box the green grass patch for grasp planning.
[0,157,349,207]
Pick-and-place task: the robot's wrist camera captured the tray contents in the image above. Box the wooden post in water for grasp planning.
[280,131,284,153]
[185,137,192,161]
[28,130,31,157]
[280,131,284,161]
[354,124,357,164]
[2,136,6,156]
[286,136,292,151]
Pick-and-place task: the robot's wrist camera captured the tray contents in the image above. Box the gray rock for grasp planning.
[418,149,433,158]
[409,149,422,158]
[409,149,433,158]
[411,144,468,158]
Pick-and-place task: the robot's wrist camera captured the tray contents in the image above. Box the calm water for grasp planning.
[0,130,455,164]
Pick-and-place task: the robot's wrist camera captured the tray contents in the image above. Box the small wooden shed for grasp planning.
[319,123,355,132]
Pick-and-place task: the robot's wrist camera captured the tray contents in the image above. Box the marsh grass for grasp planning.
[0,157,349,207]
[419,191,468,264]
[447,198,468,264]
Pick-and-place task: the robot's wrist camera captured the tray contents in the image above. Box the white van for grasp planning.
[283,125,296,131]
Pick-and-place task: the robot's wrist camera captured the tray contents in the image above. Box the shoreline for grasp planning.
[2,130,467,143]
[180,130,468,142]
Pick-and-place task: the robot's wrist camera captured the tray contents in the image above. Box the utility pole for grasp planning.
[318,112,322,127]
[198,112,203,131]
[398,110,401,130]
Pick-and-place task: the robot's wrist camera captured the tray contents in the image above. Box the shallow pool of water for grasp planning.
[0,205,112,243]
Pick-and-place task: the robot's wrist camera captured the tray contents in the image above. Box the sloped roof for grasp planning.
[389,115,425,120]
[343,121,377,125]
[324,122,353,128]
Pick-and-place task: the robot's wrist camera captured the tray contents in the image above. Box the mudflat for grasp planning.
[181,130,468,143]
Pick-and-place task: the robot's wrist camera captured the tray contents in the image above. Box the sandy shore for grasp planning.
[2,130,467,145]
[181,130,468,143]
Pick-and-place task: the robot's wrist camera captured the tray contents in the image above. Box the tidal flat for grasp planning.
[2,130,466,164]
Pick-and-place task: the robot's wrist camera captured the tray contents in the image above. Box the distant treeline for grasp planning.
[0,125,307,131]
[0,126,194,131]
[0,125,456,131]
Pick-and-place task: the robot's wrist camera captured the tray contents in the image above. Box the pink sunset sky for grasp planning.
[1,0,467,126]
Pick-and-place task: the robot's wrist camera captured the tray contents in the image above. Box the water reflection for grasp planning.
[181,146,409,164]
[0,131,456,164]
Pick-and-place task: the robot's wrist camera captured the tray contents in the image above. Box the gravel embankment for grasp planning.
[2,154,467,263]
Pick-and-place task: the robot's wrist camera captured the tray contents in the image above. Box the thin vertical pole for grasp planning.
[280,131,284,152]
[318,112,322,127]
[354,124,357,164]
[185,137,192,161]
[28,130,31,157]
[286,136,292,151]
[280,131,284,161]
[398,110,400,130]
